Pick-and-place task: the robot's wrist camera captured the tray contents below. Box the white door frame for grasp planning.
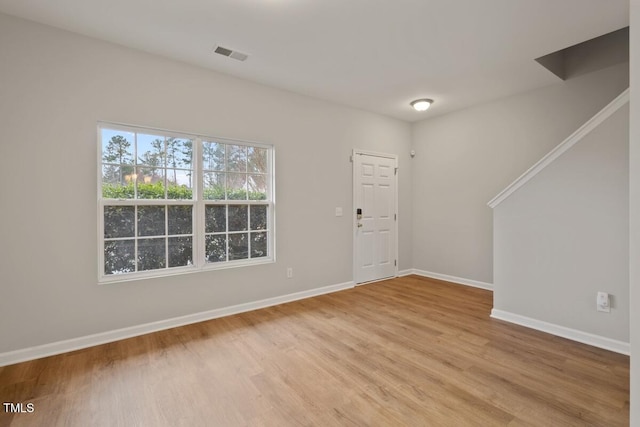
[352,149,399,284]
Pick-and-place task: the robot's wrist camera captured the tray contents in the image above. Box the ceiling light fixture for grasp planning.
[410,99,433,111]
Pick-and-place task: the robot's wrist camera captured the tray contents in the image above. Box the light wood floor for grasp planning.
[0,275,629,426]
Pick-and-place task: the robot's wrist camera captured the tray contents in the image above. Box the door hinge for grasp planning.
[394,260,397,266]
[350,155,353,162]
[394,213,397,221]
[394,167,398,175]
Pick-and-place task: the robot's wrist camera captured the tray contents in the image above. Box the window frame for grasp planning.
[97,122,275,283]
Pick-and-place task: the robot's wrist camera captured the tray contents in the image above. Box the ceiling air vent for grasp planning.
[213,45,248,62]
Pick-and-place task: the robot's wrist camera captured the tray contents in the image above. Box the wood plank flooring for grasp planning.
[0,275,629,426]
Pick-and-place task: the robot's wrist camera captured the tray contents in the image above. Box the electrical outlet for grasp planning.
[287,267,293,278]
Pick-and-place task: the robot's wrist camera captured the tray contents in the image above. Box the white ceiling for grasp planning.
[0,0,629,122]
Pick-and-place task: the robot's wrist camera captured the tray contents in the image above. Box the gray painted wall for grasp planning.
[493,104,629,342]
[411,63,629,284]
[0,14,413,353]
[628,0,639,423]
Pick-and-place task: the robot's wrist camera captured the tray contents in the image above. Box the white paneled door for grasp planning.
[353,151,397,284]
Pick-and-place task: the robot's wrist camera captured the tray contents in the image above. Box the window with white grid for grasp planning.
[98,123,274,282]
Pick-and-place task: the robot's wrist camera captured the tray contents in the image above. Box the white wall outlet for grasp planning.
[596,291,610,313]
[287,267,293,278]
[335,207,343,217]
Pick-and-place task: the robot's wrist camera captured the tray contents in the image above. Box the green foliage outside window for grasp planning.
[102,182,266,200]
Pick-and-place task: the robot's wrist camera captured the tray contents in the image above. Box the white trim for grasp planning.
[491,309,630,355]
[0,281,354,367]
[488,88,630,208]
[355,275,397,286]
[397,269,413,277]
[97,120,272,149]
[352,148,399,159]
[411,269,494,290]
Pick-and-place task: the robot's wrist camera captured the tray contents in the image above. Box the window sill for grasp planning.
[98,257,275,284]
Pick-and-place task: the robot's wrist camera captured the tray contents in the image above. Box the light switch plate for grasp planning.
[335,207,343,217]
[597,291,610,313]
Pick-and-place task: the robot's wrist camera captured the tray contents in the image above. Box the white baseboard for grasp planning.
[397,269,413,277]
[411,269,493,291]
[491,309,630,355]
[0,281,354,367]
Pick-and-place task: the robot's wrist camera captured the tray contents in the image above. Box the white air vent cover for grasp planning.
[213,45,248,62]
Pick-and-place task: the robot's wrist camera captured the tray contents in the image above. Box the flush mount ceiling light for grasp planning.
[410,99,433,111]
